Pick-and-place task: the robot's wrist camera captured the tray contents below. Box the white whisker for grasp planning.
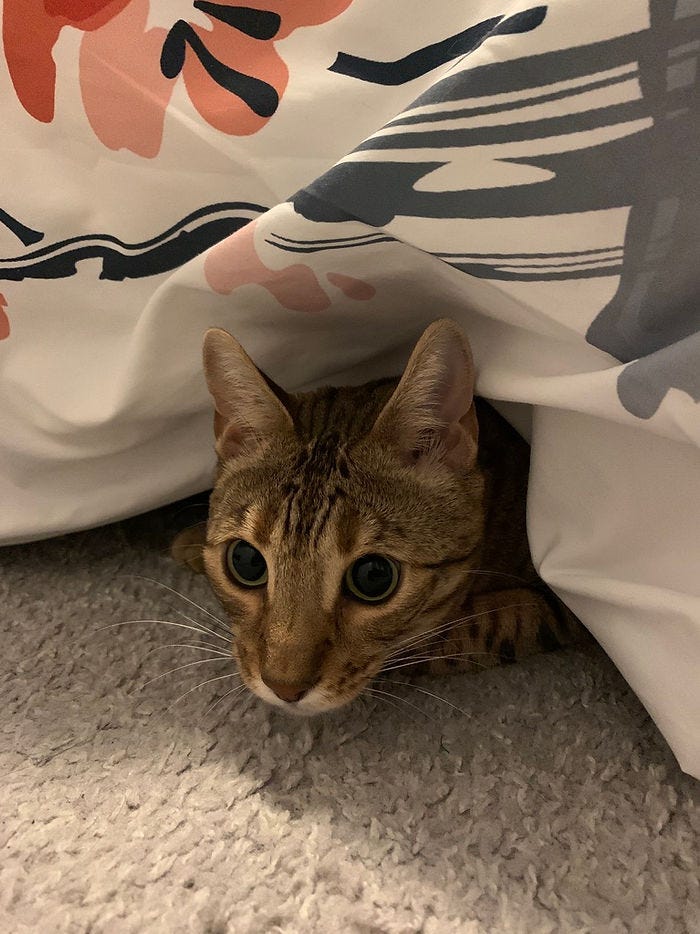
[172,608,231,644]
[363,689,404,716]
[363,688,421,722]
[144,642,231,658]
[167,673,242,712]
[127,575,227,628]
[382,652,496,673]
[140,656,234,688]
[391,612,479,652]
[366,686,435,723]
[380,679,472,718]
[468,569,531,584]
[96,618,228,643]
[200,684,248,723]
[388,603,537,658]
[388,610,487,654]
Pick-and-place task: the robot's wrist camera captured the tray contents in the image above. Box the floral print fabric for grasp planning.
[0,1,698,778]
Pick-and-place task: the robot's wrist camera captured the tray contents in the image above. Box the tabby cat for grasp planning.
[173,319,586,714]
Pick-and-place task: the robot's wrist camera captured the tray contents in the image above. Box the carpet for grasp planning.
[2,498,698,934]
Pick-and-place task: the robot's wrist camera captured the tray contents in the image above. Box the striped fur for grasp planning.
[176,320,588,714]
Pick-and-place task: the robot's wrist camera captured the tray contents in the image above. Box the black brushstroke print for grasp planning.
[266,231,623,280]
[329,8,546,85]
[0,209,44,247]
[193,2,281,38]
[0,203,266,282]
[160,11,278,118]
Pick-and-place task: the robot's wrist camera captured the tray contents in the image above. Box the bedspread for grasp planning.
[1,0,698,776]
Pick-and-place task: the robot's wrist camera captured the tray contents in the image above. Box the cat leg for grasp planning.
[425,587,589,674]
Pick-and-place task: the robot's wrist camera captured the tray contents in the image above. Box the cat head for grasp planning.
[200,319,484,714]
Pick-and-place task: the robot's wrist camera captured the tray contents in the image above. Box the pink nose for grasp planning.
[262,677,311,703]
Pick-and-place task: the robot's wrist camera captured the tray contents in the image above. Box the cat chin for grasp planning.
[251,679,348,717]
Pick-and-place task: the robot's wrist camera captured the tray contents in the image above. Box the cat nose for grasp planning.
[261,676,312,703]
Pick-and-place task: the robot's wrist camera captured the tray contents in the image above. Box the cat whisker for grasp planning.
[365,685,436,723]
[139,655,234,689]
[382,651,497,673]
[388,609,492,654]
[143,642,231,658]
[468,569,531,584]
[387,619,463,656]
[126,575,227,629]
[166,673,242,712]
[96,618,229,643]
[200,683,248,723]
[173,607,231,642]
[399,604,536,651]
[379,679,473,718]
[362,688,422,724]
[388,603,538,658]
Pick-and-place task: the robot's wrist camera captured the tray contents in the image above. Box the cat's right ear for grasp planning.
[203,328,294,461]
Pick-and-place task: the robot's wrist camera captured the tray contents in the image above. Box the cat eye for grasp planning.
[344,554,400,603]
[225,539,268,588]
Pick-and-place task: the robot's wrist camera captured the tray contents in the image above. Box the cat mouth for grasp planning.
[249,677,356,716]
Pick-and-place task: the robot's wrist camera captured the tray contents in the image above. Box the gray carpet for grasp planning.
[2,499,698,934]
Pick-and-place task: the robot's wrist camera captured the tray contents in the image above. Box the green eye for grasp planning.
[344,554,400,603]
[226,539,268,588]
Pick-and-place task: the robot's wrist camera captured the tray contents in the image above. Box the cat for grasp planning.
[172,318,587,714]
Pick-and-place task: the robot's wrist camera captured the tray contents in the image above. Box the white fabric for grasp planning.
[0,0,698,776]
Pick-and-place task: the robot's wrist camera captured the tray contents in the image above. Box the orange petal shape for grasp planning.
[45,1,131,25]
[326,272,376,301]
[3,0,131,122]
[79,0,173,157]
[0,294,9,341]
[182,26,287,137]
[205,222,331,313]
[182,0,354,136]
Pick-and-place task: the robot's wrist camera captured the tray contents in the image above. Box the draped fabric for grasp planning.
[1,1,698,776]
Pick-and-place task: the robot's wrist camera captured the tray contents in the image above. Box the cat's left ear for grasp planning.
[171,522,206,574]
[370,319,478,470]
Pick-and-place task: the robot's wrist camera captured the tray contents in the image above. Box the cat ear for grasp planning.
[370,319,478,470]
[171,522,206,574]
[203,328,294,461]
